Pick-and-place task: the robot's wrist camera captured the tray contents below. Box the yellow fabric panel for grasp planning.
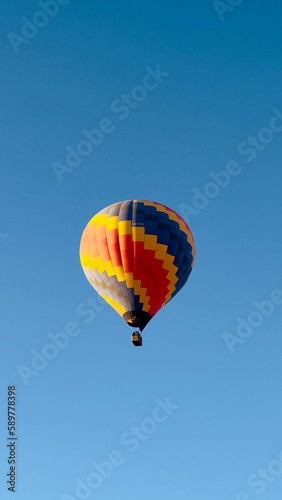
[144,234,157,250]
[142,200,157,207]
[95,256,107,274]
[131,227,145,242]
[139,287,147,303]
[154,243,168,260]
[167,265,179,284]
[133,280,141,294]
[187,231,196,261]
[92,213,108,227]
[124,272,134,288]
[142,296,150,312]
[80,254,89,268]
[163,265,179,302]
[118,221,132,235]
[80,254,100,271]
[106,216,119,230]
[167,282,176,294]
[100,294,126,316]
[104,260,116,277]
[162,253,175,270]
[82,255,119,279]
[88,215,98,226]
[114,265,125,282]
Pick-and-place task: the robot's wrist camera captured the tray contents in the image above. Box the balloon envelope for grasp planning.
[79,200,195,331]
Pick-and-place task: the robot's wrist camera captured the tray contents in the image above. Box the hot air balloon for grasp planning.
[79,200,195,346]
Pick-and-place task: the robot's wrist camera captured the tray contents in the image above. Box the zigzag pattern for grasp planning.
[80,200,195,321]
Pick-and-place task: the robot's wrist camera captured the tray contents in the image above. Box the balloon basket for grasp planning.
[131,332,143,347]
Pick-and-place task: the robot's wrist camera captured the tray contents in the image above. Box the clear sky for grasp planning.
[1,1,282,499]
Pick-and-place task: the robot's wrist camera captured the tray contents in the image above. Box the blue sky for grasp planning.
[1,1,282,499]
